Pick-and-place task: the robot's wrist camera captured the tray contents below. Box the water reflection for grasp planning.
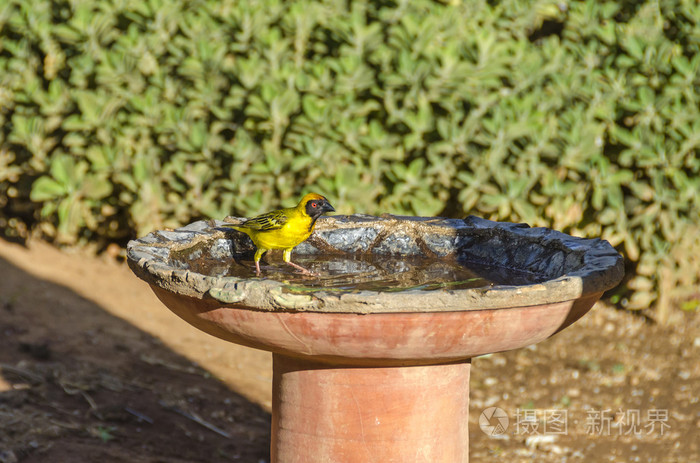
[180,253,498,292]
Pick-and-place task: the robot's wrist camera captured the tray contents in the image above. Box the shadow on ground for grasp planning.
[0,254,270,463]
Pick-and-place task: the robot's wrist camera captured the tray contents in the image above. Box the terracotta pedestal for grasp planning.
[272,355,471,463]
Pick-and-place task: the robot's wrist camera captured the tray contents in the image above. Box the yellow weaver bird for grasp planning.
[223,193,335,275]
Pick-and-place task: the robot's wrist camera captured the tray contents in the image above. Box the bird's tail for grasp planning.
[220,223,249,235]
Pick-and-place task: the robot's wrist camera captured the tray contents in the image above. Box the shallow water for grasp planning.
[178,251,543,292]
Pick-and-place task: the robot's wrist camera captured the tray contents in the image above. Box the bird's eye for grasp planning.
[311,202,318,208]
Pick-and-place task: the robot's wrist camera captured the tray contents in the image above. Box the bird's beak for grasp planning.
[322,201,335,214]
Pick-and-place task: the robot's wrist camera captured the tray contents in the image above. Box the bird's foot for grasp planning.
[286,261,316,276]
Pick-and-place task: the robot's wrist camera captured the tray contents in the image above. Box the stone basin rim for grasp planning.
[127,214,624,314]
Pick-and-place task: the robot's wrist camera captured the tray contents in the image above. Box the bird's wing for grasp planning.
[240,209,289,231]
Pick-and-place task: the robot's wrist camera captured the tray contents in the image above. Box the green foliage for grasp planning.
[30,152,113,241]
[1,0,699,320]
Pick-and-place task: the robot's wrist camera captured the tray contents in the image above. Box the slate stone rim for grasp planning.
[126,215,625,314]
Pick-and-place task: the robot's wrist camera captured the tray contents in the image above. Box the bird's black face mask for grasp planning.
[305,198,335,219]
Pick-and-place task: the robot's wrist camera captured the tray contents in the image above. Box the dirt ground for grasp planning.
[0,238,698,462]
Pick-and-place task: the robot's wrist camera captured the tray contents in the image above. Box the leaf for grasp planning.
[82,175,113,200]
[49,155,75,187]
[56,197,82,244]
[30,177,67,201]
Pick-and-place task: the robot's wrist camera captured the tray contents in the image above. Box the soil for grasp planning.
[1,238,698,462]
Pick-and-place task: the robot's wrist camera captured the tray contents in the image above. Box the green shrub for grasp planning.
[1,0,698,321]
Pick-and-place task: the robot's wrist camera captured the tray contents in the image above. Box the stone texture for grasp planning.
[318,226,379,253]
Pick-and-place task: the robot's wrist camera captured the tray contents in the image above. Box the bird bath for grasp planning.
[127,214,624,462]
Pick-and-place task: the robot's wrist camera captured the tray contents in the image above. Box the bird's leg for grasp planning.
[283,249,314,276]
[254,249,266,276]
[286,261,314,275]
